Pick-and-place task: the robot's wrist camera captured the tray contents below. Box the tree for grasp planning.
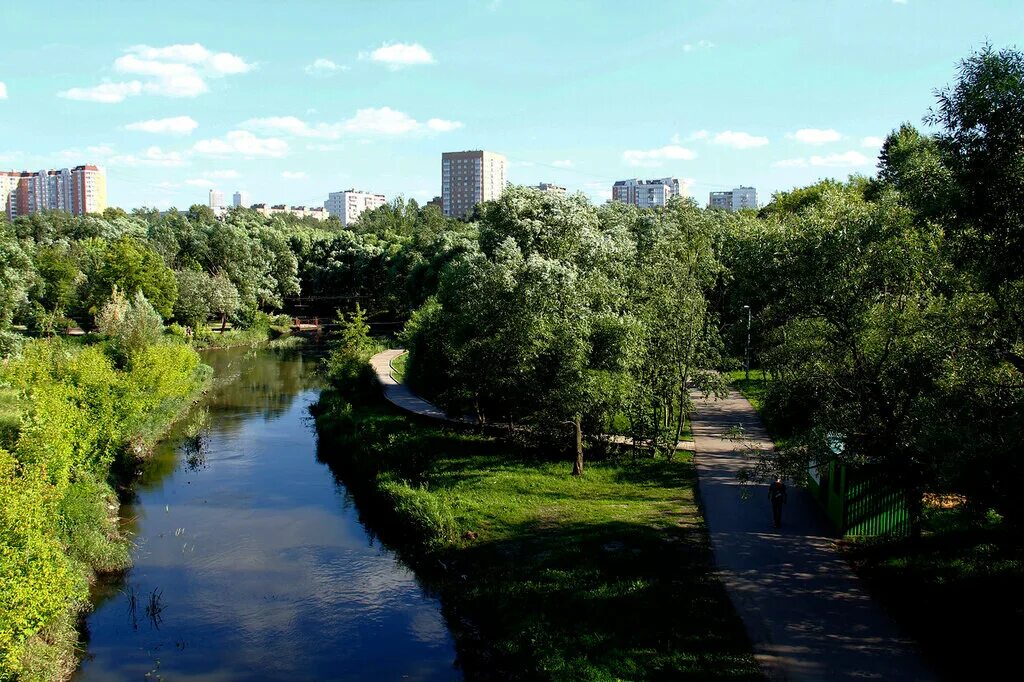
[85,237,178,319]
[95,288,165,365]
[208,273,241,331]
[0,223,35,332]
[173,269,213,330]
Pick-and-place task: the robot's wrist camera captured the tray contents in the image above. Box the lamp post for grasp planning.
[743,305,751,381]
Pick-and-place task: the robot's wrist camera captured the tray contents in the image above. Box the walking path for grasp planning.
[369,349,694,450]
[370,349,471,422]
[691,390,933,681]
[370,350,931,678]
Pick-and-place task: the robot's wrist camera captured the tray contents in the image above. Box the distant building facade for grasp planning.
[1,165,107,218]
[611,177,683,208]
[441,150,507,218]
[208,189,225,209]
[251,203,328,221]
[535,183,567,195]
[232,190,250,208]
[708,186,758,212]
[325,189,386,227]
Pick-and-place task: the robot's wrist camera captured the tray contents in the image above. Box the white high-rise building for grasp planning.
[232,190,250,208]
[611,177,684,208]
[325,189,387,226]
[441,150,507,218]
[708,186,758,212]
[208,189,225,209]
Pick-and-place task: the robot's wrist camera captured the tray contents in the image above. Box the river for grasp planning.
[75,346,460,681]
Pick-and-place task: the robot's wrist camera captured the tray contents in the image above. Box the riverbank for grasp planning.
[0,337,211,681]
[313,382,760,679]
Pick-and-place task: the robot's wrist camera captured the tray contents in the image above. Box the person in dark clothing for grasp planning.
[768,477,788,528]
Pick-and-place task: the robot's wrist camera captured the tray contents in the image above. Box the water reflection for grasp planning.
[76,346,459,681]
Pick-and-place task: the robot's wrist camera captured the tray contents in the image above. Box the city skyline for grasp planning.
[0,1,1020,210]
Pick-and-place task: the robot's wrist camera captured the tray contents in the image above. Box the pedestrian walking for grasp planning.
[769,477,787,528]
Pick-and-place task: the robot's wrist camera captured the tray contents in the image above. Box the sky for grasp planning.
[0,0,1021,211]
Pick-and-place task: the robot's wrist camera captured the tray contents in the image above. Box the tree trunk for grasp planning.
[571,414,584,476]
[220,312,227,333]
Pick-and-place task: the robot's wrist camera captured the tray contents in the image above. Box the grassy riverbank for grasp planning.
[314,385,759,679]
[0,337,211,680]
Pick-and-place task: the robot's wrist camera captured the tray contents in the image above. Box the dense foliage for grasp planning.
[0,337,209,679]
[403,188,738,473]
[0,198,470,342]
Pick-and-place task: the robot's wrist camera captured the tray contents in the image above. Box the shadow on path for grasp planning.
[692,390,934,681]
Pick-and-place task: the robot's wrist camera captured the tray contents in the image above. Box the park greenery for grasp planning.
[0,43,1022,680]
[313,45,1024,678]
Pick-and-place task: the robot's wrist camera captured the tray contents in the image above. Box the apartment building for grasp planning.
[708,186,758,212]
[208,189,225,210]
[535,183,567,195]
[441,150,507,218]
[324,189,386,227]
[232,190,250,208]
[1,165,107,218]
[611,177,683,208]
[251,203,328,221]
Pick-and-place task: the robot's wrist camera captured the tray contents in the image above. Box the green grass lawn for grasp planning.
[389,351,407,383]
[315,395,759,680]
[843,507,1022,680]
[607,409,693,442]
[725,369,771,412]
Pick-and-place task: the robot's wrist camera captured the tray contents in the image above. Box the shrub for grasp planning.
[0,451,87,679]
[95,288,164,365]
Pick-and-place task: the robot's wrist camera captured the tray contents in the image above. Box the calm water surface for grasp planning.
[75,346,459,681]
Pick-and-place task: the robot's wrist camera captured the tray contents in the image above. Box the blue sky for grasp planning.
[0,0,1020,210]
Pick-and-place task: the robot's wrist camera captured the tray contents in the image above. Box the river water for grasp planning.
[75,346,459,681]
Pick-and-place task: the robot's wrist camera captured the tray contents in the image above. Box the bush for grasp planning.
[95,288,164,365]
[0,450,87,679]
[0,330,24,359]
[0,337,208,679]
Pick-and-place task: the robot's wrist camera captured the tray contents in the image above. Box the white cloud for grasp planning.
[622,145,697,167]
[552,159,573,168]
[772,150,871,169]
[108,146,186,167]
[0,82,6,100]
[683,40,715,53]
[281,171,307,180]
[59,43,251,102]
[788,128,842,145]
[192,130,289,158]
[305,58,348,76]
[242,115,339,139]
[208,169,239,179]
[712,130,769,149]
[243,109,462,140]
[343,107,421,134]
[893,0,907,4]
[861,136,885,148]
[426,117,463,132]
[184,178,215,187]
[59,81,143,103]
[125,115,198,135]
[361,42,435,69]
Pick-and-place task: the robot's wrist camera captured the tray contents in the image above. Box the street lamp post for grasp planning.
[743,305,751,382]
